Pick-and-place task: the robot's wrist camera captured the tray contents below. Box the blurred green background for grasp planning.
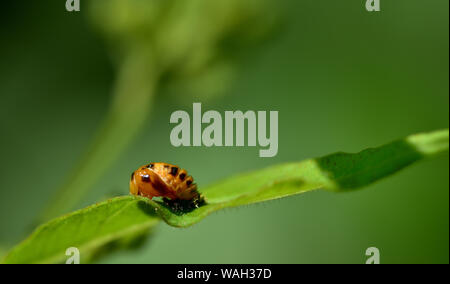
[0,0,448,264]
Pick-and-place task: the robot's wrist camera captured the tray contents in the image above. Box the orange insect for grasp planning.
[130,162,200,202]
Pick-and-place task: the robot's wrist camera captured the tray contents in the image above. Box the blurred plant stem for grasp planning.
[39,0,277,222]
[40,49,159,221]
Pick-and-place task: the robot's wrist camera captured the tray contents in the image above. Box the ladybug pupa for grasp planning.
[130,163,204,212]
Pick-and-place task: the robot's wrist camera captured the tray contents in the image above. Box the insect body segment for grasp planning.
[130,163,199,201]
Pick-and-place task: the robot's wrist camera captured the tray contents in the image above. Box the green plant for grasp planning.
[2,129,448,264]
[40,0,278,222]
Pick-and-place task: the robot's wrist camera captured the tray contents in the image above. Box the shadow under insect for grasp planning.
[156,195,206,215]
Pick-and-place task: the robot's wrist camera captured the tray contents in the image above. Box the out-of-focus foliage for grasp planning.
[90,0,278,100]
[41,0,278,221]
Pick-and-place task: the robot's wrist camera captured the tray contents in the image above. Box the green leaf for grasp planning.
[3,129,448,264]
[3,197,159,264]
[0,247,6,260]
[150,129,449,227]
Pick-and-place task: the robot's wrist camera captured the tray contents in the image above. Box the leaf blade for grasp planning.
[3,197,159,264]
[147,129,449,226]
[3,129,448,263]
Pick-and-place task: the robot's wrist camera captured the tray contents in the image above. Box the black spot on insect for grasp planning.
[170,167,179,176]
[186,180,193,186]
[164,165,170,169]
[179,173,186,181]
[131,172,135,180]
[146,163,154,169]
[141,174,151,183]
